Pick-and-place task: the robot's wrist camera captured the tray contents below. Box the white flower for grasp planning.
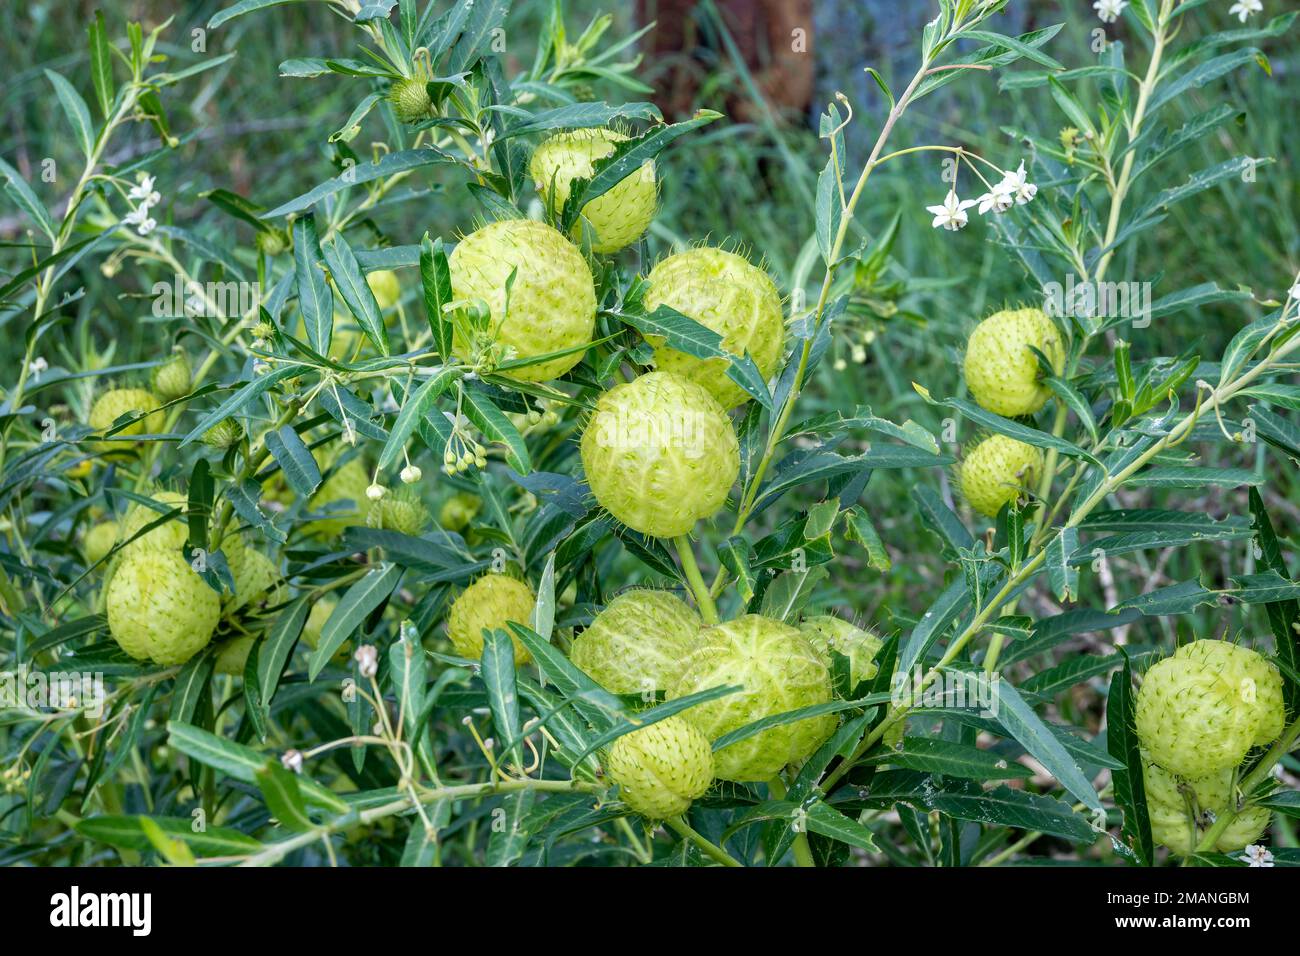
[128,174,161,209]
[977,181,1017,215]
[1229,0,1263,23]
[400,464,422,484]
[926,191,977,231]
[122,206,156,236]
[366,482,387,501]
[355,644,379,679]
[1000,161,1038,205]
[1094,0,1127,23]
[280,749,304,774]
[28,357,48,378]
[1242,844,1274,867]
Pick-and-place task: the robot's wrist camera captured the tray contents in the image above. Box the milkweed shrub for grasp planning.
[1,0,1298,868]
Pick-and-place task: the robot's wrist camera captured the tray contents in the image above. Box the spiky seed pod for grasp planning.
[447,573,536,665]
[388,77,432,123]
[118,491,190,556]
[1135,656,1257,778]
[88,388,164,451]
[201,417,244,449]
[448,219,596,382]
[1142,757,1271,854]
[799,615,883,690]
[150,351,192,401]
[225,545,283,615]
[255,228,288,257]
[306,457,372,538]
[643,248,785,409]
[1217,806,1272,853]
[570,590,703,694]
[669,614,835,782]
[439,492,482,532]
[528,128,658,253]
[106,549,220,665]
[580,371,738,538]
[963,308,1064,417]
[1174,639,1286,747]
[82,520,119,567]
[959,434,1044,519]
[366,490,431,536]
[606,715,714,819]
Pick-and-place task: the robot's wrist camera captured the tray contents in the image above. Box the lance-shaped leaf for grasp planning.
[617,304,771,409]
[308,563,403,680]
[293,215,334,355]
[322,234,389,355]
[419,234,455,360]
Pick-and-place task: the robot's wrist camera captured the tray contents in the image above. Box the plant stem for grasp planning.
[674,535,719,625]
[768,774,815,867]
[707,54,937,600]
[665,816,743,867]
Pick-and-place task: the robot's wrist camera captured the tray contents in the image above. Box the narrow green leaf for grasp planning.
[264,425,322,496]
[254,761,315,832]
[88,11,115,120]
[322,234,389,355]
[308,563,403,680]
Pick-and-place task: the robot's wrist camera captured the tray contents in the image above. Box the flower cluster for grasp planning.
[121,173,161,236]
[926,160,1037,232]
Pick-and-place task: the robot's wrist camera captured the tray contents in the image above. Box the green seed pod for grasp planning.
[1142,757,1271,854]
[963,308,1064,417]
[388,77,432,123]
[570,590,702,695]
[88,388,164,451]
[119,491,189,556]
[580,371,738,538]
[606,715,714,819]
[959,434,1044,519]
[366,490,431,536]
[1136,656,1257,778]
[82,520,119,567]
[1174,639,1285,747]
[529,128,657,253]
[448,219,596,382]
[643,248,785,409]
[225,544,283,615]
[439,492,482,532]
[106,549,220,665]
[447,573,536,665]
[669,614,835,782]
[1216,806,1272,853]
[255,228,289,257]
[201,417,244,449]
[799,615,883,691]
[150,351,192,401]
